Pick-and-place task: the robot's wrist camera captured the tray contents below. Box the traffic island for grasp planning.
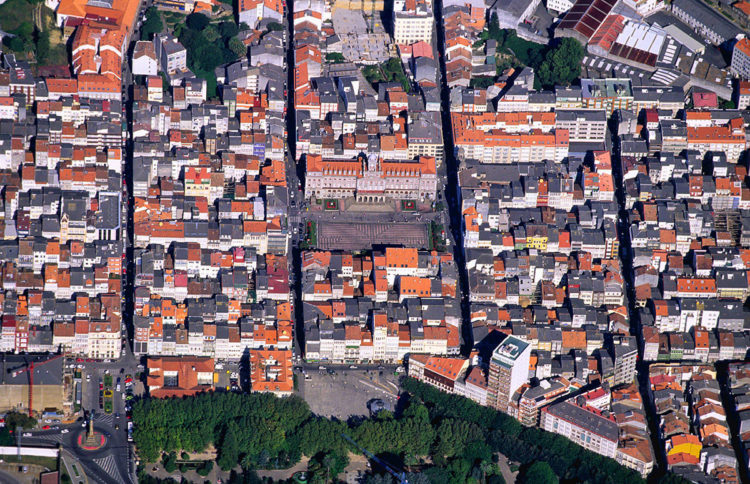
[400,200,416,211]
[76,420,107,451]
[76,432,107,451]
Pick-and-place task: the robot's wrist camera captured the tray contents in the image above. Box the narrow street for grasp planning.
[284,0,307,358]
[432,0,472,353]
[609,117,666,478]
[715,361,750,484]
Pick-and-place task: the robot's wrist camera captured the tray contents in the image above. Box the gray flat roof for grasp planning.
[545,400,619,441]
[491,0,535,18]
[671,0,742,41]
[0,355,63,386]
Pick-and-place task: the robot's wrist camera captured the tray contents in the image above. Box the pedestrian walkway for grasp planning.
[36,433,63,444]
[358,378,398,398]
[317,222,429,250]
[496,453,517,483]
[92,456,124,484]
[257,457,309,480]
[95,414,115,427]
[61,450,87,484]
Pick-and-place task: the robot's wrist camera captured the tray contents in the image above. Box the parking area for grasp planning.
[79,364,140,425]
[297,368,401,418]
[646,10,728,67]
[525,2,555,37]
[215,361,243,391]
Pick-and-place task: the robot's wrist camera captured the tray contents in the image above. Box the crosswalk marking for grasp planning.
[39,433,62,443]
[93,455,124,484]
[96,414,115,426]
[80,461,110,484]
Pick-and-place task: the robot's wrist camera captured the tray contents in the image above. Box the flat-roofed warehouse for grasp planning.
[555,0,619,45]
[671,0,742,46]
[0,355,66,415]
[488,0,542,29]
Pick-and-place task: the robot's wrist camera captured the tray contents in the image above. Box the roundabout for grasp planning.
[74,420,109,452]
[76,431,107,451]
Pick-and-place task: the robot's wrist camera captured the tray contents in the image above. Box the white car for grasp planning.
[22,433,31,437]
[61,429,69,434]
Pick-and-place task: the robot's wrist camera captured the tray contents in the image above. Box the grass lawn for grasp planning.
[0,0,33,35]
[211,12,235,22]
[0,454,58,470]
[430,222,446,251]
[305,221,317,247]
[103,374,113,387]
[401,200,417,211]
[362,65,385,85]
[40,5,67,66]
[0,0,66,67]
[502,33,547,68]
[192,66,218,99]
[163,11,187,27]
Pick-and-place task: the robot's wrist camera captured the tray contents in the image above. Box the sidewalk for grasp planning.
[496,453,517,484]
[256,456,309,481]
[61,449,87,484]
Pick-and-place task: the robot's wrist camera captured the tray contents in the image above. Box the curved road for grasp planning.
[0,468,23,484]
[20,417,133,484]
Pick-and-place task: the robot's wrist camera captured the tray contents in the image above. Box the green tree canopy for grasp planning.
[3,36,25,52]
[196,460,213,477]
[35,30,50,63]
[140,7,163,40]
[217,424,240,471]
[228,37,247,58]
[219,21,239,39]
[470,76,496,89]
[186,12,210,30]
[14,21,33,40]
[518,462,558,484]
[162,452,178,473]
[132,381,660,484]
[325,52,345,63]
[433,419,484,458]
[537,38,584,89]
[203,24,220,42]
[365,474,393,484]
